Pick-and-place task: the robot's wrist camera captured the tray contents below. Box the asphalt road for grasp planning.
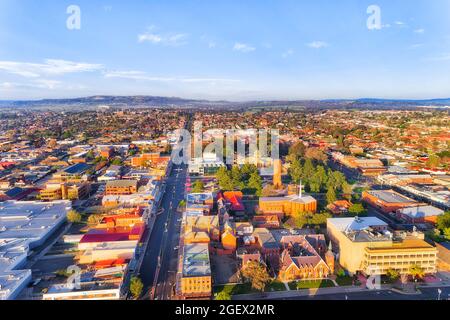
[139,163,187,300]
[284,287,450,300]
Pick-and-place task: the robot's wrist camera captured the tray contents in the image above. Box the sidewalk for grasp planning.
[232,284,392,300]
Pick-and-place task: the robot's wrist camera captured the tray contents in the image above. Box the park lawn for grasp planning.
[289,279,335,290]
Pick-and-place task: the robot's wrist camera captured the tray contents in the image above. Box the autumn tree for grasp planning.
[215,291,232,300]
[241,261,271,292]
[192,179,205,193]
[386,269,400,282]
[409,265,425,281]
[130,276,144,299]
[67,210,82,224]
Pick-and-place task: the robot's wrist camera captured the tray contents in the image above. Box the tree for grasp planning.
[192,180,205,193]
[288,158,303,184]
[287,141,306,162]
[409,265,425,281]
[284,214,309,229]
[348,203,367,216]
[310,166,327,193]
[111,158,123,166]
[342,182,353,201]
[231,166,245,190]
[436,212,450,234]
[305,147,327,163]
[88,214,103,225]
[130,276,144,299]
[386,269,400,282]
[216,167,234,191]
[67,210,82,224]
[309,212,332,226]
[215,291,232,300]
[426,154,441,169]
[241,261,271,292]
[326,187,337,205]
[302,159,315,184]
[241,163,258,179]
[247,172,263,196]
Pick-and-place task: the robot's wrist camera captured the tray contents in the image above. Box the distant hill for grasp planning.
[0,95,449,110]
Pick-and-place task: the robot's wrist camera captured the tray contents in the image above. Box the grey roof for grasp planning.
[182,244,211,277]
[328,217,388,233]
[106,180,138,188]
[367,190,416,204]
[397,205,444,218]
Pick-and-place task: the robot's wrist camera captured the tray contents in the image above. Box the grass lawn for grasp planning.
[265,281,286,292]
[214,280,288,297]
[213,283,257,296]
[335,276,354,286]
[288,279,335,290]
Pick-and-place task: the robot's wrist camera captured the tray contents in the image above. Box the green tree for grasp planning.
[67,210,82,224]
[436,212,450,233]
[192,180,205,193]
[348,203,367,216]
[130,276,144,299]
[342,182,353,201]
[247,172,263,196]
[217,167,234,191]
[231,166,245,190]
[287,141,306,162]
[111,158,123,166]
[302,159,315,184]
[241,261,271,292]
[289,158,303,184]
[215,291,232,300]
[241,163,258,180]
[326,187,337,205]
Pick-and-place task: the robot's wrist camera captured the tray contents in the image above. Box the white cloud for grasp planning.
[233,42,256,53]
[414,28,425,34]
[394,21,408,28]
[138,27,189,46]
[0,59,103,78]
[427,54,450,61]
[282,49,294,58]
[409,43,425,49]
[208,41,217,49]
[307,41,329,49]
[0,79,61,89]
[104,70,240,83]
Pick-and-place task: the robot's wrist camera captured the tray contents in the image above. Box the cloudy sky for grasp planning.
[0,0,450,100]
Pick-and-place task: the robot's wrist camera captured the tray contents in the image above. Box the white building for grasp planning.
[0,200,72,300]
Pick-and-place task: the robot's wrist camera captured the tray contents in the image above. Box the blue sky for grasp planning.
[0,0,450,100]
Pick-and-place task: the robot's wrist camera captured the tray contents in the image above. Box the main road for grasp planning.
[283,286,450,300]
[139,162,187,300]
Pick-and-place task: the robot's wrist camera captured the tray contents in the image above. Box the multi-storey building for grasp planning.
[327,217,437,276]
[105,180,138,195]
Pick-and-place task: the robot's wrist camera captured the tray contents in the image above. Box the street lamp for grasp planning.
[438,288,442,301]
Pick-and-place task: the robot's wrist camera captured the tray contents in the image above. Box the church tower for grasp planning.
[273,159,282,189]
